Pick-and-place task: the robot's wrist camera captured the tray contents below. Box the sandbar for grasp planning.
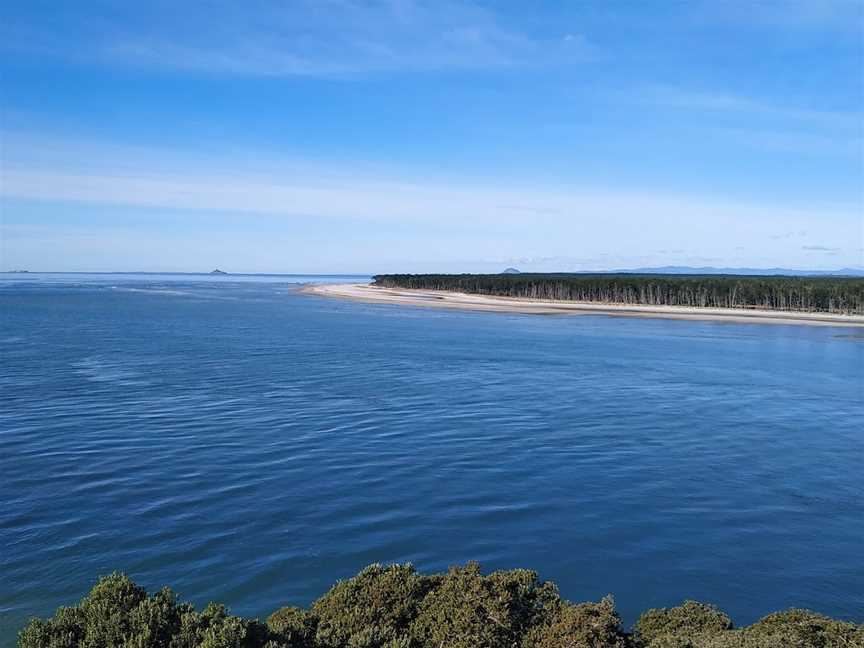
[301,283,864,327]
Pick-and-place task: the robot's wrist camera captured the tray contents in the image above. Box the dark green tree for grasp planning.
[373,273,864,315]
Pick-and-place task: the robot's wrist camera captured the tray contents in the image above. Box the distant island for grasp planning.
[210,269,228,275]
[502,267,521,274]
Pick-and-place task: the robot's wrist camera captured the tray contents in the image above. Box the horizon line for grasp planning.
[3,266,863,277]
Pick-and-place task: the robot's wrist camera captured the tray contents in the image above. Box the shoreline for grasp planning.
[301,283,864,327]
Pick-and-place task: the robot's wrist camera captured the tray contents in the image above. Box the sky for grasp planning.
[1,0,862,273]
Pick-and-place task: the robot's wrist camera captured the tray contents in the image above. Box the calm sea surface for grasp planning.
[1,274,862,644]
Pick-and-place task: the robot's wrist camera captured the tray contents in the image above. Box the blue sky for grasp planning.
[1,0,862,273]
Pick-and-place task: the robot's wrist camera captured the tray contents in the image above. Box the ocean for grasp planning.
[1,274,862,644]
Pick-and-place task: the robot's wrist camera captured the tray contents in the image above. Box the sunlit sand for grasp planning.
[304,283,864,327]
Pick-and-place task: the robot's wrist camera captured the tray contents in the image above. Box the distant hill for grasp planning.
[613,266,864,277]
[502,267,521,274]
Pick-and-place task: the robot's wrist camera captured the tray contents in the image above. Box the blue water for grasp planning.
[1,274,862,644]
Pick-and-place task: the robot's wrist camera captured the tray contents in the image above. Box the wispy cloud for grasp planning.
[3,132,862,271]
[624,84,862,158]
[802,245,841,252]
[2,132,861,252]
[635,85,861,130]
[5,158,857,233]
[771,230,808,240]
[714,128,860,157]
[689,0,864,31]
[1,0,594,77]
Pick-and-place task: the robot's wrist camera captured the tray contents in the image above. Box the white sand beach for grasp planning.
[302,283,864,327]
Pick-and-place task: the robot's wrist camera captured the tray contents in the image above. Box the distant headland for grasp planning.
[303,273,864,326]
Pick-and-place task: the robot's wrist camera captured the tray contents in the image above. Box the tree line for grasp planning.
[373,273,864,315]
[19,563,862,647]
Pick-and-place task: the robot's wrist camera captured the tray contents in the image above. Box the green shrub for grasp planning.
[635,601,732,647]
[267,607,316,647]
[18,573,275,648]
[311,563,432,648]
[16,566,864,648]
[409,561,560,648]
[738,609,863,648]
[177,603,270,648]
[633,604,864,648]
[79,573,149,647]
[525,596,630,648]
[17,607,87,648]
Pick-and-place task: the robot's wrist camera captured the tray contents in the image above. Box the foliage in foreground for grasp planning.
[19,564,863,648]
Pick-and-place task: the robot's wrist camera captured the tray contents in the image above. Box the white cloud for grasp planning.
[709,128,861,157]
[4,160,857,236]
[1,134,858,223]
[634,85,861,130]
[2,132,861,271]
[802,245,841,252]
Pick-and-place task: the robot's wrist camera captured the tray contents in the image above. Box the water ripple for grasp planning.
[1,277,863,646]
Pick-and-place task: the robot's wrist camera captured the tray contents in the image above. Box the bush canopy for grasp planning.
[19,563,863,648]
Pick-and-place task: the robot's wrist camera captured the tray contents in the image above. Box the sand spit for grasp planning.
[301,283,864,327]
